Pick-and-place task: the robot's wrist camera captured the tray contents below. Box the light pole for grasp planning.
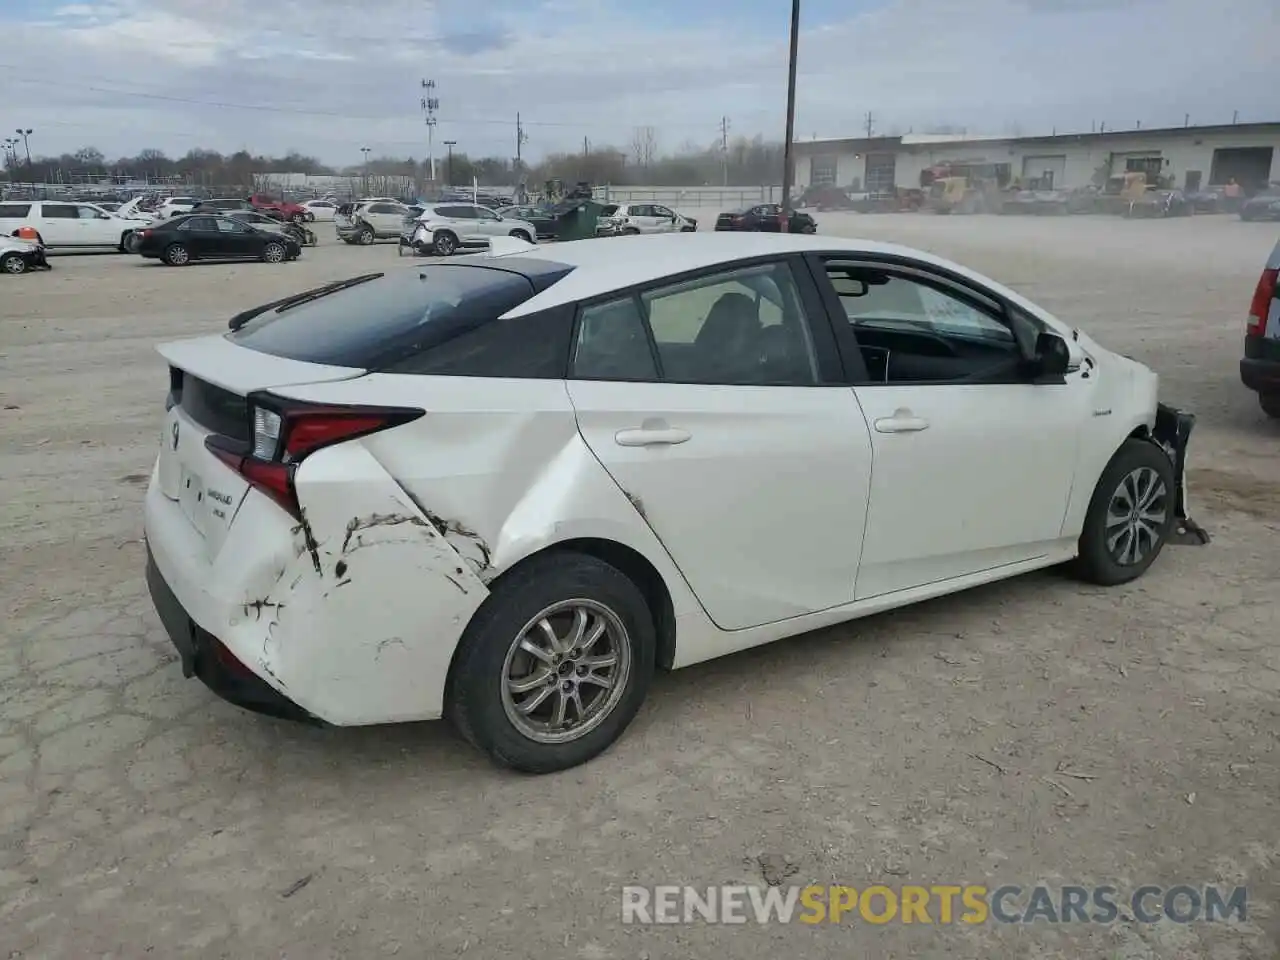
[360,146,371,194]
[15,128,33,180]
[443,141,456,186]
[779,0,800,233]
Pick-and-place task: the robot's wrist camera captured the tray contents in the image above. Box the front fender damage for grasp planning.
[1153,402,1211,546]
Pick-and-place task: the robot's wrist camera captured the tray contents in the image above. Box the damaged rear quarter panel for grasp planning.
[275,373,705,611]
[268,441,489,724]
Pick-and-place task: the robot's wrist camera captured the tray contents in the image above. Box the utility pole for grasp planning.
[420,79,438,182]
[719,116,730,186]
[1232,109,1239,124]
[864,112,874,139]
[779,0,800,233]
[443,140,456,186]
[515,113,529,170]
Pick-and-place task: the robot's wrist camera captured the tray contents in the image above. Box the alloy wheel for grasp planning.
[263,243,285,263]
[1105,466,1168,566]
[500,600,632,744]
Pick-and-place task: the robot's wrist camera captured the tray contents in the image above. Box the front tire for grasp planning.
[358,225,375,245]
[1069,439,1175,586]
[447,552,655,773]
[262,241,287,263]
[1259,393,1280,419]
[1,252,28,275]
[510,229,533,243]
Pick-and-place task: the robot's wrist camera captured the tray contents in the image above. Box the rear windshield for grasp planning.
[226,264,540,369]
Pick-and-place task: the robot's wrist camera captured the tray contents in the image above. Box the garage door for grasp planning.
[865,153,896,194]
[1022,155,1066,188]
[810,155,838,186]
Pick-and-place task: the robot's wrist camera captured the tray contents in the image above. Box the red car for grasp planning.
[250,194,312,223]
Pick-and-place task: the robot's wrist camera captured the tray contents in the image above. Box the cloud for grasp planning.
[1,0,1275,164]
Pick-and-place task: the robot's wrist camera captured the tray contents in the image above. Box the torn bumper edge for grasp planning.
[1153,402,1211,546]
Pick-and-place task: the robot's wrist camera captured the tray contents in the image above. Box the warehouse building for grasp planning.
[793,122,1280,194]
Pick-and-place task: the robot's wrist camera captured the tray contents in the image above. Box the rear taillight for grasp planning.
[1247,267,1278,336]
[138,229,152,239]
[206,396,423,519]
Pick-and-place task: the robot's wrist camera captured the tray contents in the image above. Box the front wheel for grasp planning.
[1,252,28,275]
[447,552,655,773]
[1069,439,1175,586]
[509,229,533,243]
[358,225,375,245]
[262,241,287,264]
[1259,393,1280,419]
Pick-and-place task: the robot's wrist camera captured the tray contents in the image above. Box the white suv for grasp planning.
[153,197,200,220]
[399,203,539,256]
[336,201,412,244]
[596,202,696,236]
[0,200,152,252]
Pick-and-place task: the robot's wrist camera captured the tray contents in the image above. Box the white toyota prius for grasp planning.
[144,232,1206,772]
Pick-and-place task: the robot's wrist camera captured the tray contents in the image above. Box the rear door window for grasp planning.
[0,204,32,218]
[42,204,79,219]
[227,264,545,369]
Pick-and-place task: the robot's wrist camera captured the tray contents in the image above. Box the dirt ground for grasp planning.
[2,214,1278,959]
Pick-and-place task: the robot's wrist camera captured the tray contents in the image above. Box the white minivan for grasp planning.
[0,200,151,252]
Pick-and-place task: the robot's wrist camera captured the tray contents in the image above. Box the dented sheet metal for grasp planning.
[1153,402,1210,546]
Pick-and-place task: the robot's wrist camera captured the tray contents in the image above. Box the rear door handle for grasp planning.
[874,409,930,433]
[615,427,691,447]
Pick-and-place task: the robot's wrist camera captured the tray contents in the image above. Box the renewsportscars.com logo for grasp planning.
[621,884,1248,925]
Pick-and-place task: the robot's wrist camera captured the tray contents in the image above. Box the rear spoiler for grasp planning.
[228,273,384,330]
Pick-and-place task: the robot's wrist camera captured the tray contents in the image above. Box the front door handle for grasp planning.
[874,408,930,434]
[615,426,691,447]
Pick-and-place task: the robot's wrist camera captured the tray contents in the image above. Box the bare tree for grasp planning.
[630,126,658,171]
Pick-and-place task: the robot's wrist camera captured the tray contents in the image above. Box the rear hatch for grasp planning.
[156,335,363,559]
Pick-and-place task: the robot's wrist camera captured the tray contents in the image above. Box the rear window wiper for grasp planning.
[228,273,384,330]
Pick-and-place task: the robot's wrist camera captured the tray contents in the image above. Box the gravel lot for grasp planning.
[2,215,1278,959]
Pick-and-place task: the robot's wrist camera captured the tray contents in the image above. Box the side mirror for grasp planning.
[1033,331,1070,376]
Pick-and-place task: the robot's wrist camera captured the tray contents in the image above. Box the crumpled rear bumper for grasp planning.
[1153,403,1210,545]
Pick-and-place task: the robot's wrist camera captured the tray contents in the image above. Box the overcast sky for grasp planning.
[1,0,1276,165]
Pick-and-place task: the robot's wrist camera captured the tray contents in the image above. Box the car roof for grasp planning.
[494,231,1050,323]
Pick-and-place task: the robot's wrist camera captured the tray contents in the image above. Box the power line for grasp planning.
[0,64,758,132]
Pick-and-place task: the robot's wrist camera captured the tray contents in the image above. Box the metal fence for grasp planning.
[594,185,782,207]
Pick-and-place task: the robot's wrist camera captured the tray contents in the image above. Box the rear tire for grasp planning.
[1259,393,1280,419]
[162,243,190,266]
[1068,439,1175,586]
[447,552,655,773]
[1,252,28,275]
[118,231,132,253]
